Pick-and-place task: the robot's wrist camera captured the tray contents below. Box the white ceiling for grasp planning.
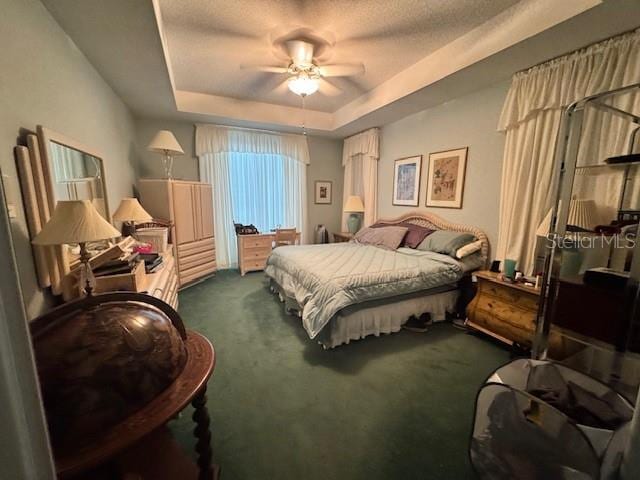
[159,0,520,112]
[42,0,640,137]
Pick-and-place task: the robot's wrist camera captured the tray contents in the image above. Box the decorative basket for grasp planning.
[136,227,169,253]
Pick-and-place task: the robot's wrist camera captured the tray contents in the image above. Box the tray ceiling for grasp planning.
[158,0,520,112]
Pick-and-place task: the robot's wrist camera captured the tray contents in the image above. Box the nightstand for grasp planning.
[466,272,566,355]
[333,232,354,243]
[466,271,541,349]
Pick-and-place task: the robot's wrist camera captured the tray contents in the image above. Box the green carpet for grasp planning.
[169,270,508,480]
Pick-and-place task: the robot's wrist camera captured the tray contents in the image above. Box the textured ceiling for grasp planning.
[158,0,520,112]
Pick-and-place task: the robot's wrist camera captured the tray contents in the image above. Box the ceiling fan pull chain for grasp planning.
[301,95,307,136]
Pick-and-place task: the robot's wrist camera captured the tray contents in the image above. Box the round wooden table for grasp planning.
[57,331,218,480]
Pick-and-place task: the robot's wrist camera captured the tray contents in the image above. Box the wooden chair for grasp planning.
[274,228,298,248]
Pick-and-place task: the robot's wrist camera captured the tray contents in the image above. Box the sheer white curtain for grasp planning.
[196,124,309,268]
[497,29,640,274]
[342,128,379,230]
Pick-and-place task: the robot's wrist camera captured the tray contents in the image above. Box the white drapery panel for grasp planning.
[342,128,379,230]
[197,125,309,268]
[497,29,640,274]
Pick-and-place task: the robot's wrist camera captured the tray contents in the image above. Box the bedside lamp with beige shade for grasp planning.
[344,195,365,233]
[147,130,184,179]
[534,197,599,276]
[32,200,120,296]
[112,197,153,237]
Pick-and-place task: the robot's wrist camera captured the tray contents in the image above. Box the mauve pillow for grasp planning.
[354,226,408,250]
[371,222,434,248]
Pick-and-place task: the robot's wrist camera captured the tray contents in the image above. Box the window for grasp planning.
[228,152,286,233]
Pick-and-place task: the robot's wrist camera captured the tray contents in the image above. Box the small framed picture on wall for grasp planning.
[392,155,422,206]
[425,147,468,209]
[314,180,332,204]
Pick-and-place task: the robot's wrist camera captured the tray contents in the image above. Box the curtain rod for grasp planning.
[515,27,639,75]
[195,122,307,138]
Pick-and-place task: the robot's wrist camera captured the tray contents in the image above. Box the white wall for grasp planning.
[378,81,509,254]
[133,118,344,242]
[135,118,198,181]
[0,0,138,318]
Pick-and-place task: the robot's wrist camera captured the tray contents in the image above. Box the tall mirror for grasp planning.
[49,142,107,218]
[38,126,110,221]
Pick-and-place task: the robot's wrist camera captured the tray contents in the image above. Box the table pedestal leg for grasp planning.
[192,387,218,480]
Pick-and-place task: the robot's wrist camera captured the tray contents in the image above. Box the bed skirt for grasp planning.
[268,278,458,348]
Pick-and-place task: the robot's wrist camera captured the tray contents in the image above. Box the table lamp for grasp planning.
[147,130,184,179]
[344,195,365,233]
[112,197,153,237]
[32,200,120,296]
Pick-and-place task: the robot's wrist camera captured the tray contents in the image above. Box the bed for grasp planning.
[265,212,489,348]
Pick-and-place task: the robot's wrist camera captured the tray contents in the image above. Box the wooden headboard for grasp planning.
[374,211,490,264]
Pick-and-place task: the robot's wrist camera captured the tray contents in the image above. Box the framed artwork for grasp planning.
[392,156,422,206]
[426,147,468,209]
[314,180,332,204]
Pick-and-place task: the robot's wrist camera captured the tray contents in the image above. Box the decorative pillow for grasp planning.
[354,226,408,250]
[455,239,484,259]
[370,222,434,248]
[417,230,476,257]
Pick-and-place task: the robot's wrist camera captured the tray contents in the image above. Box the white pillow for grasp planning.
[455,240,483,259]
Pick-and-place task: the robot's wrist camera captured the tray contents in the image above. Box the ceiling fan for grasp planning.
[241,39,365,97]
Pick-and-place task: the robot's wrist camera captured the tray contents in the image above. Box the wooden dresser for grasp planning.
[466,271,567,355]
[466,271,541,349]
[237,232,301,276]
[138,179,216,288]
[143,248,179,310]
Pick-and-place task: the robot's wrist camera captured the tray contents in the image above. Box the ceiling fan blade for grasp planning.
[319,63,365,77]
[272,78,291,95]
[240,64,289,74]
[319,78,342,97]
[286,40,315,66]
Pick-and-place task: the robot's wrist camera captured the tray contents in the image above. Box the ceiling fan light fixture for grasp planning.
[288,74,319,97]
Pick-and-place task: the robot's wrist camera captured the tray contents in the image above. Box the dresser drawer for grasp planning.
[179,250,216,271]
[479,280,538,312]
[242,248,270,262]
[179,260,216,287]
[242,258,267,271]
[475,295,537,332]
[241,236,272,249]
[178,237,215,257]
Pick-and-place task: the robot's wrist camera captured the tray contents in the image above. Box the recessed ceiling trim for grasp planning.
[175,90,334,130]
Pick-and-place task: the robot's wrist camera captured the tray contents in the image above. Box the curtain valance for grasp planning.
[196,124,310,164]
[498,28,640,131]
[342,128,380,166]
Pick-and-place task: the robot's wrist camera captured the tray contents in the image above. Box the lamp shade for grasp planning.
[344,195,365,213]
[568,198,596,230]
[32,200,120,245]
[536,198,597,237]
[112,198,152,223]
[536,209,553,237]
[147,130,184,155]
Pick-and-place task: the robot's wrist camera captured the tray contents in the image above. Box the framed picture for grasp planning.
[426,147,468,209]
[392,156,422,206]
[314,180,332,204]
